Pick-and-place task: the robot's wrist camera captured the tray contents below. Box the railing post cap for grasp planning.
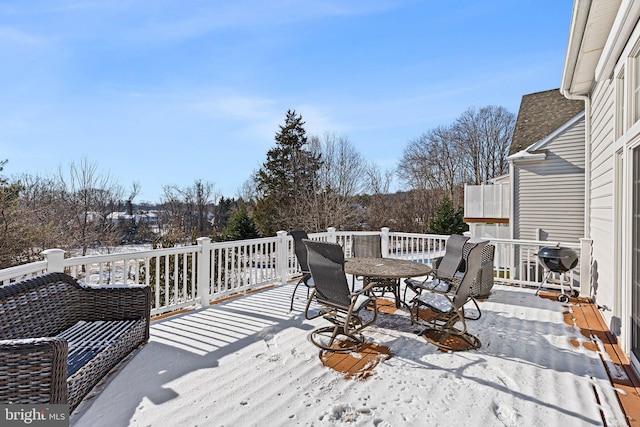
[196,237,212,244]
[41,248,66,256]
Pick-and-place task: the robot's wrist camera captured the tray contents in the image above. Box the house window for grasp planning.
[617,69,626,139]
[633,52,640,125]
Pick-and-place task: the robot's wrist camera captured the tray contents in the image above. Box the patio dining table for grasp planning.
[345,257,432,308]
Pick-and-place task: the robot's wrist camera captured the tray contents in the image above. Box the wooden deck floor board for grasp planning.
[540,290,640,426]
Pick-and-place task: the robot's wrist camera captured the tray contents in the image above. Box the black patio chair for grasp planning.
[411,240,488,351]
[351,234,397,296]
[469,243,496,299]
[444,240,495,316]
[405,235,490,322]
[289,230,314,311]
[303,239,378,352]
[403,234,469,302]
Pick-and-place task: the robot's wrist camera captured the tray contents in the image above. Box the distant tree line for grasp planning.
[396,105,515,232]
[0,105,514,269]
[244,106,514,236]
[0,158,249,268]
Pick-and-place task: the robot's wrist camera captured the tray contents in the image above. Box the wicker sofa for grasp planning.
[0,272,151,411]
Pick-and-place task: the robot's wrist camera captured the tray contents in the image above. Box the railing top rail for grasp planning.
[327,230,449,239]
[62,245,199,266]
[388,232,449,239]
[332,231,378,236]
[0,260,47,282]
[210,236,280,249]
[487,237,581,249]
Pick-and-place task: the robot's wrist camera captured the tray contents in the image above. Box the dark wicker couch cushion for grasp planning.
[57,320,139,376]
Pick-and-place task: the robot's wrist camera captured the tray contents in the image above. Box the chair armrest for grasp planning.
[79,283,152,341]
[0,337,68,404]
[80,283,151,320]
[351,281,378,297]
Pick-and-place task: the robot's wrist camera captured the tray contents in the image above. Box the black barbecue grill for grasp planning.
[536,246,579,302]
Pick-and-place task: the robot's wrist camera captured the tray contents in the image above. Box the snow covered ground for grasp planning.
[70,282,627,427]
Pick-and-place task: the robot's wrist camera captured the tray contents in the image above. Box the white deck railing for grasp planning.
[0,228,592,316]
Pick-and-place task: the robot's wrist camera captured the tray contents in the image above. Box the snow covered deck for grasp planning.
[70,280,633,426]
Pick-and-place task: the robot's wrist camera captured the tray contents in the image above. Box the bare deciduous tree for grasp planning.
[0,162,31,268]
[307,133,369,231]
[454,105,515,184]
[360,162,394,230]
[396,105,515,231]
[396,126,462,229]
[160,179,218,243]
[16,173,64,255]
[398,125,464,203]
[57,158,124,255]
[237,175,259,204]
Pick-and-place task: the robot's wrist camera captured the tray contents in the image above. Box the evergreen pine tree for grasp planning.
[212,196,236,234]
[253,109,321,235]
[223,206,260,241]
[428,195,468,235]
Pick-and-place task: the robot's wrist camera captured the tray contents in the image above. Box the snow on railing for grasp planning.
[0,228,593,316]
[0,260,48,285]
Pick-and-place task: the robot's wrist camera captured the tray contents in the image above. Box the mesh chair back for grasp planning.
[452,241,488,308]
[290,230,310,273]
[436,234,469,280]
[351,234,382,258]
[477,244,496,297]
[303,240,351,307]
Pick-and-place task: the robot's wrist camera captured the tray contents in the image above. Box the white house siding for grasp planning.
[589,76,616,329]
[513,118,586,243]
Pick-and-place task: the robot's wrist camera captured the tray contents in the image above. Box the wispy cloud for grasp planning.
[113,1,400,46]
[3,0,412,45]
[0,25,43,46]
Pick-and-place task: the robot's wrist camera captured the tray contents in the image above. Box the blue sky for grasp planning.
[1,1,574,203]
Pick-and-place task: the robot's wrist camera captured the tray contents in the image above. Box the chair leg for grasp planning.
[289,278,304,312]
[419,312,481,351]
[420,327,481,351]
[463,297,482,321]
[408,291,429,325]
[403,283,422,309]
[308,326,364,352]
[409,300,420,325]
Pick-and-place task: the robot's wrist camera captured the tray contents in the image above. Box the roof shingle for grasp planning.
[509,88,584,155]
